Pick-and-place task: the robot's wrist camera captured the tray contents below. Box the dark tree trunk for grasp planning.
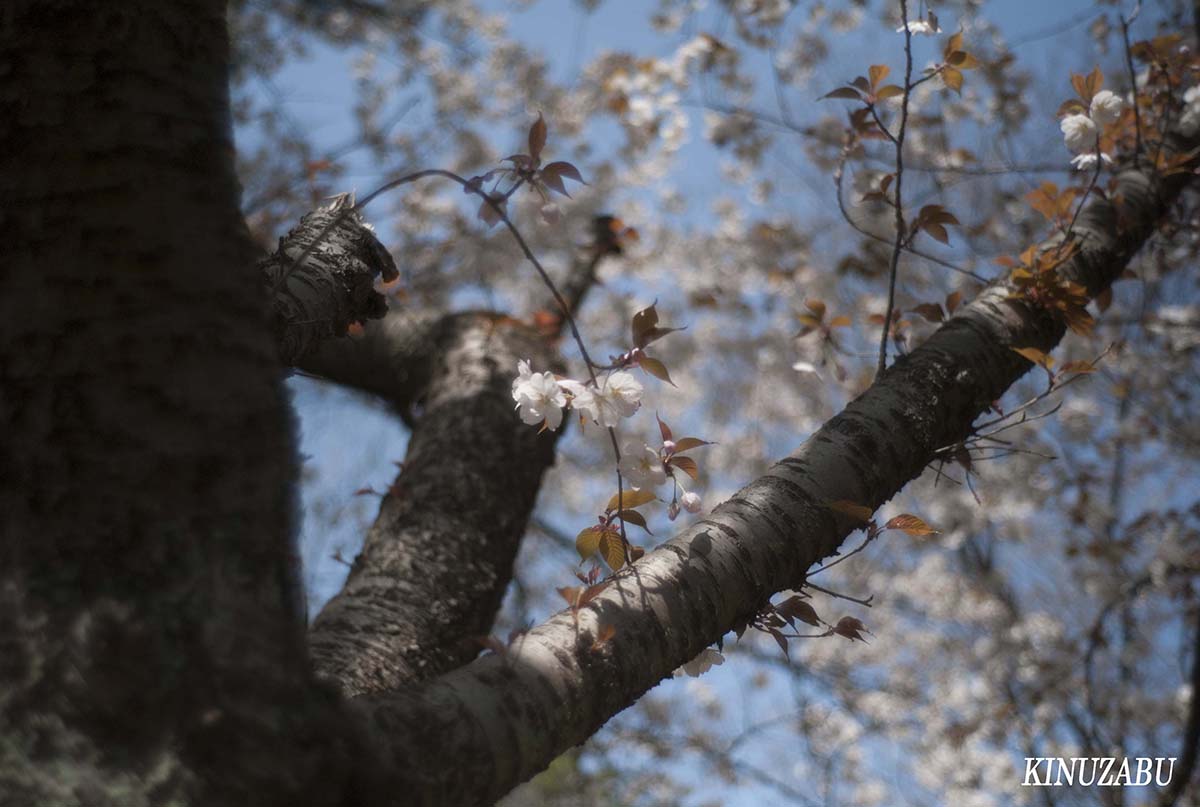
[0,3,362,804]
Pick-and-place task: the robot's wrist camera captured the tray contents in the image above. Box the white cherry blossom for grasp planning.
[1059,113,1098,154]
[588,371,644,428]
[674,647,725,678]
[897,19,941,36]
[511,360,566,431]
[619,440,667,489]
[1089,90,1123,126]
[1069,152,1113,171]
[681,491,703,513]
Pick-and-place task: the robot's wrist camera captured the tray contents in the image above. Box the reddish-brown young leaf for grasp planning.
[528,113,547,162]
[591,624,617,650]
[945,290,963,313]
[1057,98,1087,117]
[657,412,673,443]
[778,596,822,627]
[557,586,581,608]
[923,222,950,244]
[631,303,659,345]
[1070,72,1089,102]
[795,313,823,332]
[1060,360,1097,375]
[631,303,684,348]
[833,616,872,643]
[822,86,863,101]
[1011,346,1054,368]
[670,455,700,480]
[868,64,890,89]
[911,302,946,323]
[944,31,964,57]
[884,514,940,536]
[639,356,675,386]
[942,66,963,93]
[539,161,586,197]
[1063,306,1096,335]
[770,629,790,659]
[829,500,875,522]
[672,437,714,453]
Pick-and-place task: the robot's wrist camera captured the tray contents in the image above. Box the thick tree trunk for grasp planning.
[0,3,363,804]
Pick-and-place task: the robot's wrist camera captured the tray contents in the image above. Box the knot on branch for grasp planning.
[261,193,399,364]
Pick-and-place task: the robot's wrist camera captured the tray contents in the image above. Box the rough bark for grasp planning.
[303,311,563,693]
[0,3,366,804]
[6,4,1199,807]
[355,157,1197,805]
[260,193,398,366]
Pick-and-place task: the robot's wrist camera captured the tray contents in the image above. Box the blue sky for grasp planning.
[255,0,1127,617]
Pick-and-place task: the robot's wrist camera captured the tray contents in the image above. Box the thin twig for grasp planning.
[1120,2,1145,168]
[877,0,914,377]
[834,149,987,282]
[804,581,874,607]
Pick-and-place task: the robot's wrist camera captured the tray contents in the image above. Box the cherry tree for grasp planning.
[4,1,1199,806]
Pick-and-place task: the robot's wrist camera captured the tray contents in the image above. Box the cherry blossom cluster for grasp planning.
[1059,89,1123,169]
[511,360,644,432]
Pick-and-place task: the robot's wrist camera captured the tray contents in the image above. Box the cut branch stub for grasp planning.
[260,193,398,364]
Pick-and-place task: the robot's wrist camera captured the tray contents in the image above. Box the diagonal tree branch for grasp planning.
[350,146,1199,805]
